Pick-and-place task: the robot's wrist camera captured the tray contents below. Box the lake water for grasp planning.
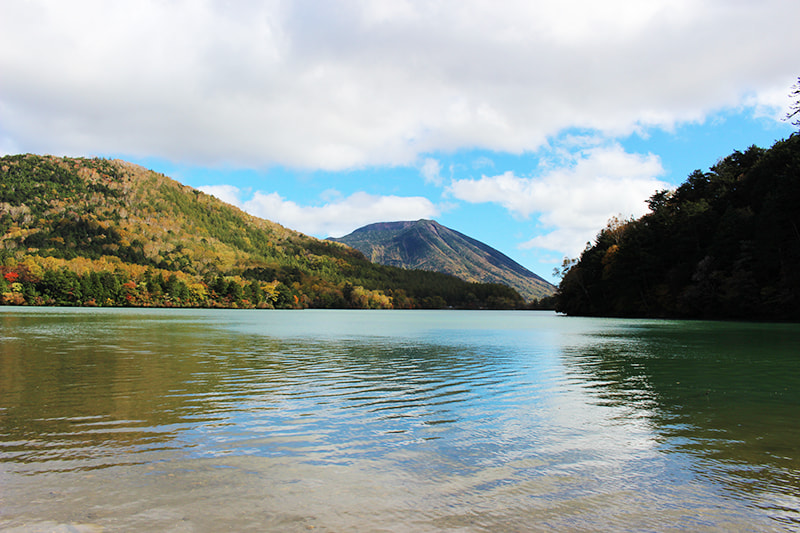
[1,308,798,532]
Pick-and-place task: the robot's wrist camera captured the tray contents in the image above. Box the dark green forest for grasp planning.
[0,155,525,309]
[555,134,800,320]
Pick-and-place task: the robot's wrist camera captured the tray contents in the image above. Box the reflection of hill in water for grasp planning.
[560,320,800,525]
[0,310,226,471]
[0,309,513,473]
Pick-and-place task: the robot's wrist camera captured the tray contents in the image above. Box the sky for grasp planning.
[1,1,798,284]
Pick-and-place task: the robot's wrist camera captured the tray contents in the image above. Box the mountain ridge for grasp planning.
[329,219,555,300]
[0,154,527,309]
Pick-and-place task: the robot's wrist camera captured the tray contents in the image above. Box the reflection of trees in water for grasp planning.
[0,310,503,473]
[0,311,230,471]
[559,321,800,525]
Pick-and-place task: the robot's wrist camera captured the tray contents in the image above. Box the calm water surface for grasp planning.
[1,308,798,531]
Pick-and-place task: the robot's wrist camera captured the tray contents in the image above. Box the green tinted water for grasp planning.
[1,308,798,531]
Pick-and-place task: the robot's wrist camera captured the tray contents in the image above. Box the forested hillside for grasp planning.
[555,134,800,320]
[0,155,524,309]
[330,219,555,300]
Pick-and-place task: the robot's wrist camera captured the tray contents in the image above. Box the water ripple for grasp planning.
[2,309,799,531]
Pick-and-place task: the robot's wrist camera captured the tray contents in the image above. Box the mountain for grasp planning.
[555,134,800,320]
[0,154,525,309]
[329,219,555,301]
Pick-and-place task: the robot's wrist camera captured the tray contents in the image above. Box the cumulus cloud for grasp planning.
[1,0,798,169]
[448,144,667,256]
[196,185,246,208]
[199,186,438,237]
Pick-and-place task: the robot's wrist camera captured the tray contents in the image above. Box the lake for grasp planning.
[1,308,798,532]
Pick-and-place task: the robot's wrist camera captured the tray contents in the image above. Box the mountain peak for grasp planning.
[330,220,555,300]
[347,219,437,234]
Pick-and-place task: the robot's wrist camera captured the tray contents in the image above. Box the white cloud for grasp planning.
[196,185,245,208]
[420,158,442,185]
[199,187,438,237]
[1,0,798,169]
[448,144,667,257]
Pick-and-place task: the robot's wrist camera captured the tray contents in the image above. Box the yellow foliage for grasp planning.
[20,256,44,281]
[601,244,620,266]
[187,282,208,300]
[2,292,25,305]
[601,244,621,280]
[261,281,279,304]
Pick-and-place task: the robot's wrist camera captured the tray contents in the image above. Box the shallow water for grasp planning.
[1,308,798,531]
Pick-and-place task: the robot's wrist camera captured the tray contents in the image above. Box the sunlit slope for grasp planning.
[0,155,525,309]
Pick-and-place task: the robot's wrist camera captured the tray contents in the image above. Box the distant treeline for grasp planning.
[0,254,526,310]
[555,134,800,320]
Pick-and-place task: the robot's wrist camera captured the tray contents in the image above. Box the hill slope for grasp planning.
[555,134,800,320]
[329,219,555,300]
[0,155,524,309]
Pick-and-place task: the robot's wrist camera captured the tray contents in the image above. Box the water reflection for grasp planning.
[1,310,217,472]
[1,309,535,473]
[560,319,800,527]
[1,309,799,531]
